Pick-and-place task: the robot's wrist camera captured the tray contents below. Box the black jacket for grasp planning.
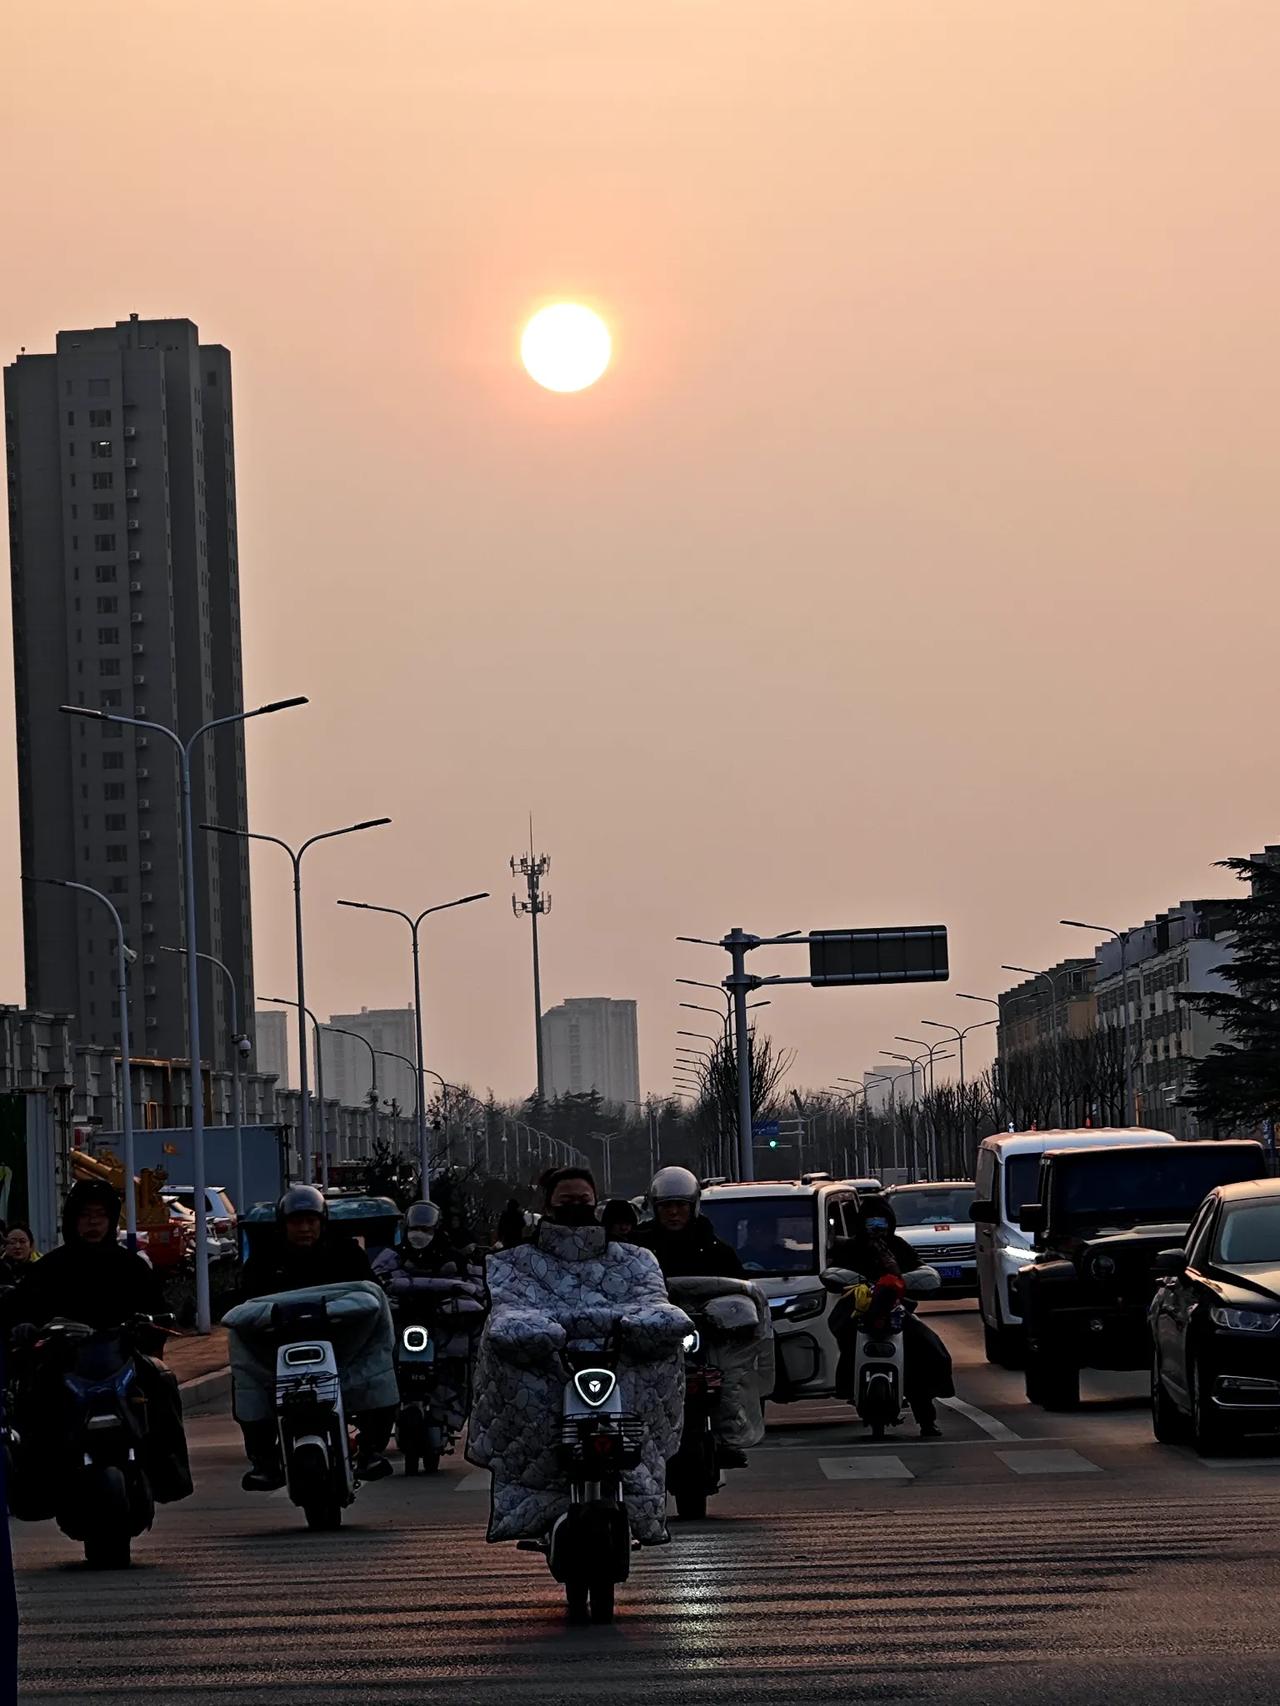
[635,1214,745,1280]
[240,1231,373,1301]
[831,1232,920,1283]
[3,1240,160,1332]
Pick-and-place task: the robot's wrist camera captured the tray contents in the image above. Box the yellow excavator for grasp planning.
[70,1148,188,1267]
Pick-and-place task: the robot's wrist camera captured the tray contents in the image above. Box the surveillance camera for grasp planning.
[236,1035,252,1059]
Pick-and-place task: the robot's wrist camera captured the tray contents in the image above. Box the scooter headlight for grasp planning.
[682,1331,700,1353]
[573,1368,617,1408]
[401,1325,431,1353]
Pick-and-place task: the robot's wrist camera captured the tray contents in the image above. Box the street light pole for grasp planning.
[204,816,391,1182]
[1061,920,1134,1125]
[1002,964,1068,1125]
[337,892,489,1193]
[162,945,246,1217]
[262,996,329,1181]
[61,694,306,1332]
[31,877,138,1248]
[375,1050,418,1119]
[920,1017,999,1090]
[322,1023,380,1160]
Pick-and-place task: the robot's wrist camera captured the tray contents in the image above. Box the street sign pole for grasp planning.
[728,927,757,1183]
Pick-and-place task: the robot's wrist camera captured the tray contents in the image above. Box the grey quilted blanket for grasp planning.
[466,1221,689,1543]
[222,1280,398,1425]
[665,1274,776,1448]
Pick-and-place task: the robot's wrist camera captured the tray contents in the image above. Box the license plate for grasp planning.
[938,1265,964,1280]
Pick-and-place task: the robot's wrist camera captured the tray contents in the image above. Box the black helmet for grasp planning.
[276,1184,328,1224]
[63,1177,122,1242]
[404,1201,442,1234]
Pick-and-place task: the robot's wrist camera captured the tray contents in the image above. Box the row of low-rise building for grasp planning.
[994,873,1263,1139]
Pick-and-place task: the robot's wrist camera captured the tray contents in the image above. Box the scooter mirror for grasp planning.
[819,1266,862,1294]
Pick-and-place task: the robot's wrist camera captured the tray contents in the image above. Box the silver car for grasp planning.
[884,1181,977,1295]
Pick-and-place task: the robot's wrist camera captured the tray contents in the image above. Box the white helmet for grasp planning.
[650,1166,701,1213]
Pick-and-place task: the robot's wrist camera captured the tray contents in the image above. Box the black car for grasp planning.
[1014,1140,1266,1410]
[1151,1177,1280,1453]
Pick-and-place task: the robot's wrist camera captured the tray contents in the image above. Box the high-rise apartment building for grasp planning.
[321,1007,417,1115]
[542,998,640,1107]
[254,1008,290,1087]
[5,314,254,1064]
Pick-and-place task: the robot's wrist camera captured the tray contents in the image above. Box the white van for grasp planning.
[699,1177,867,1400]
[972,1128,1177,1366]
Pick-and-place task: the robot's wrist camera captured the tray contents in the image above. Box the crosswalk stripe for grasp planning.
[996,1448,1102,1475]
[938,1394,1022,1441]
[819,1455,914,1480]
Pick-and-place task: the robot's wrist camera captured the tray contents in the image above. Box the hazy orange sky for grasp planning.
[3,2,1278,1103]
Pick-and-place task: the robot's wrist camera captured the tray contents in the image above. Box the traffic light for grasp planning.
[768,1138,779,1149]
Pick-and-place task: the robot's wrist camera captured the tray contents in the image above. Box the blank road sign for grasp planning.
[808,926,949,988]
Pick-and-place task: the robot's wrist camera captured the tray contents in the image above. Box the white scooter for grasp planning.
[270,1297,356,1531]
[519,1333,642,1624]
[821,1265,941,1439]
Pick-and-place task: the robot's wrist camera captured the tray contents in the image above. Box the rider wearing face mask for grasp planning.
[373,1201,467,1284]
[832,1196,954,1438]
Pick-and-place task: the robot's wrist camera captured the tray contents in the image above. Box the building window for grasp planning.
[109,876,127,893]
[97,626,119,644]
[106,845,127,863]
[96,596,117,613]
[104,783,125,800]
[100,658,120,676]
[94,533,115,551]
[88,378,110,398]
[88,409,112,428]
[91,440,112,459]
[92,471,113,490]
[103,751,124,769]
[92,502,115,521]
[94,564,117,582]
[105,813,127,831]
[66,412,75,426]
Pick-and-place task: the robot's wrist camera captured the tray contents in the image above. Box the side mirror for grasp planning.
[1152,1248,1187,1278]
[1019,1203,1047,1235]
[819,1266,862,1294]
[969,1200,996,1225]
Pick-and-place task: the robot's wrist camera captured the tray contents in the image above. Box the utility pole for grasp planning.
[512,821,551,1101]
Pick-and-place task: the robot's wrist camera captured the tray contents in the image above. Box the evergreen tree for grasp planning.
[1188,856,1280,1131]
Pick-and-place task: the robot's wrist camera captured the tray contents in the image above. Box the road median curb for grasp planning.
[178,1366,231,1416]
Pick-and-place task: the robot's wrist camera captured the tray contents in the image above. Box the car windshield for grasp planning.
[888,1186,974,1226]
[700,1197,818,1276]
[1213,1201,1280,1265]
[1056,1149,1261,1228]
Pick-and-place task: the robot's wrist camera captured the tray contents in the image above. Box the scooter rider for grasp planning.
[372,1201,471,1286]
[237,1185,395,1489]
[635,1168,744,1280]
[833,1197,954,1438]
[636,1167,751,1467]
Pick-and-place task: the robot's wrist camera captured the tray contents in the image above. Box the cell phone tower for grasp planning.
[511,819,551,1100]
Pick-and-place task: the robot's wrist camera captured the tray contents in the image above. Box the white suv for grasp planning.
[972,1128,1176,1366]
[699,1176,867,1401]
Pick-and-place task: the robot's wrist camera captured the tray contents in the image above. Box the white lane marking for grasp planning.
[759,1436,1050,1454]
[938,1396,1022,1442]
[456,1470,490,1492]
[819,1456,915,1481]
[997,1449,1101,1476]
[1201,1456,1280,1469]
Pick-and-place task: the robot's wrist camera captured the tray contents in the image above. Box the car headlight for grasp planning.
[1002,1245,1037,1263]
[1210,1307,1280,1333]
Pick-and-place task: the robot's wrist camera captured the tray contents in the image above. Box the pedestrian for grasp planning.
[1,1223,39,1285]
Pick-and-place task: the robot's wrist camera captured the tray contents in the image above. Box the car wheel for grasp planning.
[1150,1348,1185,1445]
[1025,1345,1078,1411]
[984,1317,1024,1369]
[1190,1356,1230,1456]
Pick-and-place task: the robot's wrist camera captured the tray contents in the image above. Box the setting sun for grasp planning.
[520,303,612,393]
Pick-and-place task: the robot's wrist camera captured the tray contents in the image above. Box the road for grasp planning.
[15,1301,1280,1704]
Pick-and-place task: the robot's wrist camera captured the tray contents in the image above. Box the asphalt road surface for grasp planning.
[16,1302,1280,1704]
